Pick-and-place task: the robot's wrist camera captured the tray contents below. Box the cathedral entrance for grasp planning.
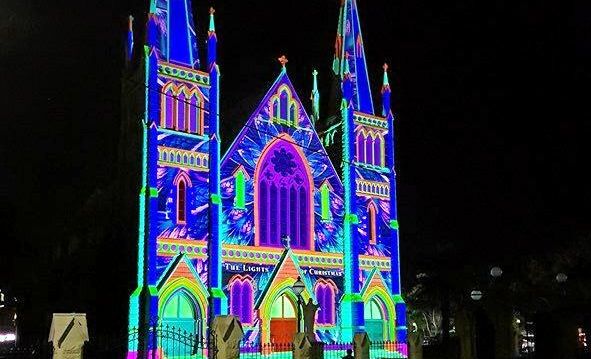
[269,294,297,344]
[162,290,199,334]
[365,298,386,341]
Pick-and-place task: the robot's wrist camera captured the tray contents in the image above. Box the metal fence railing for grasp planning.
[239,340,407,359]
[0,328,408,359]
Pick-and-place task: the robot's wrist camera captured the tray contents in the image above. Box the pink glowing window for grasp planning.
[162,84,176,128]
[177,179,186,223]
[256,141,311,249]
[229,276,254,324]
[315,281,336,325]
[368,201,377,245]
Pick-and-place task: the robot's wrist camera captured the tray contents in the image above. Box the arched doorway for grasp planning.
[365,298,386,341]
[269,293,297,344]
[162,290,199,334]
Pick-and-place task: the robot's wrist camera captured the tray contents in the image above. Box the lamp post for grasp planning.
[490,266,503,279]
[291,276,305,333]
[556,272,567,297]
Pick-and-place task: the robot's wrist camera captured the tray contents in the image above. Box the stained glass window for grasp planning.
[315,282,335,324]
[257,143,311,249]
[230,277,253,324]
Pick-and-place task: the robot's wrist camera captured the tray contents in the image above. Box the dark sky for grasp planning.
[0,0,586,287]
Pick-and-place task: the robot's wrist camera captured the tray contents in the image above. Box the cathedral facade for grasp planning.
[127,0,407,349]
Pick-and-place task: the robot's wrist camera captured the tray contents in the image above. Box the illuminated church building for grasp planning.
[127,0,407,346]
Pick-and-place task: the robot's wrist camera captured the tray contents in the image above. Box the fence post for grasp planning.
[211,315,244,359]
[294,333,324,359]
[353,332,370,359]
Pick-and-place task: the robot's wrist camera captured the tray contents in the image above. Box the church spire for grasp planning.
[207,7,217,70]
[332,0,374,114]
[149,0,200,68]
[381,63,391,117]
[125,15,134,64]
[311,69,320,123]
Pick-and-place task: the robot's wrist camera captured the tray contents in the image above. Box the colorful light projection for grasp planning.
[129,0,407,352]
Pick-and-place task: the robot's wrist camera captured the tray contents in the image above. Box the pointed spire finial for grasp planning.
[311,69,320,123]
[209,7,216,33]
[278,55,288,70]
[343,52,351,75]
[331,0,375,113]
[382,63,390,87]
[381,63,392,115]
[126,15,135,63]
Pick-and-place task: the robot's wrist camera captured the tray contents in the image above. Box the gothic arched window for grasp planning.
[368,201,377,245]
[176,90,186,131]
[234,168,246,209]
[229,276,254,325]
[256,139,312,249]
[320,182,331,221]
[188,94,198,134]
[365,135,374,165]
[162,83,176,128]
[270,86,298,127]
[177,179,187,223]
[356,131,365,163]
[315,281,336,325]
[374,135,383,167]
[279,89,289,120]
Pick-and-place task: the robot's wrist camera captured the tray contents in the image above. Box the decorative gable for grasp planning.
[220,69,345,252]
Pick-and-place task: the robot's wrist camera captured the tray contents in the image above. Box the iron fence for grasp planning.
[1,328,407,359]
[239,340,407,359]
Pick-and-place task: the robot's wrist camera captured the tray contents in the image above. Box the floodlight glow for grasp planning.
[128,0,406,350]
[0,333,16,342]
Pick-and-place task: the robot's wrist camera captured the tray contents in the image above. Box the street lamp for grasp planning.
[490,266,503,279]
[555,273,568,284]
[291,277,305,333]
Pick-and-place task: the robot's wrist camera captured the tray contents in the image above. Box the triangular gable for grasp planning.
[254,248,316,309]
[156,253,208,297]
[360,267,392,298]
[221,69,343,192]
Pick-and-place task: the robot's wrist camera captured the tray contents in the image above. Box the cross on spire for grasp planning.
[383,63,389,72]
[278,55,288,68]
[208,7,216,33]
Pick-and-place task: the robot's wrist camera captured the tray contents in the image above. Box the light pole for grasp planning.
[556,272,567,296]
[291,276,305,333]
[490,266,503,279]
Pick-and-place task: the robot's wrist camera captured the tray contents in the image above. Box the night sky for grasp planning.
[0,0,587,313]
